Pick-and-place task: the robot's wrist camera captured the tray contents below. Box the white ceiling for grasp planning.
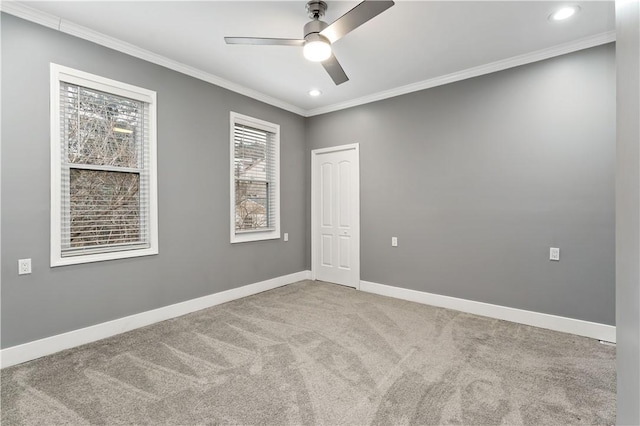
[7,1,615,115]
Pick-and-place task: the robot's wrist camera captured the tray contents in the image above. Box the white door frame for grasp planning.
[311,143,360,289]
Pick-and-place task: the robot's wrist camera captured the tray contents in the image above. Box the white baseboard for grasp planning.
[0,270,312,369]
[359,280,616,343]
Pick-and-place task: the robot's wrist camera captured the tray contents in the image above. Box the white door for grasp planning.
[312,144,360,288]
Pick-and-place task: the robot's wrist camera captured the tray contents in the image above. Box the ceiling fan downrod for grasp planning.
[304,1,329,39]
[306,1,328,20]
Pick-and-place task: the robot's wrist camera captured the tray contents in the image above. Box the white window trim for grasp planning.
[50,63,159,267]
[230,111,280,243]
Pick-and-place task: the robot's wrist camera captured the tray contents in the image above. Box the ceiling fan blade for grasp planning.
[322,54,349,85]
[320,0,395,44]
[224,37,305,46]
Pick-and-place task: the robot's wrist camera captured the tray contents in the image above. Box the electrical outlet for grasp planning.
[550,248,560,261]
[18,258,32,275]
[392,237,398,247]
[284,233,289,242]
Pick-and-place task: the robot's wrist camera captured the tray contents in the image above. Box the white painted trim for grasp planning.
[49,63,159,267]
[305,30,617,117]
[311,144,360,289]
[0,1,305,117]
[0,0,60,29]
[50,64,63,266]
[311,143,360,156]
[0,271,312,369]
[360,280,616,343]
[0,1,615,118]
[229,112,281,244]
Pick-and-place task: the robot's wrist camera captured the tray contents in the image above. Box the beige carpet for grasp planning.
[1,280,616,425]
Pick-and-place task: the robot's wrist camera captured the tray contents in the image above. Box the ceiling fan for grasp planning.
[224,0,395,86]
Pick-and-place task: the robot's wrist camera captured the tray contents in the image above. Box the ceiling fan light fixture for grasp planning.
[225,0,395,85]
[303,35,331,62]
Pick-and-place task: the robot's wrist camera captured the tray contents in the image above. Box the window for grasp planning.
[50,64,158,266]
[230,112,280,243]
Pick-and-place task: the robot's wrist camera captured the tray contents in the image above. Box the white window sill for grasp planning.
[231,229,280,244]
[51,246,158,267]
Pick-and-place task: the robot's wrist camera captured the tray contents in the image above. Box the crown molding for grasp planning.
[0,1,307,117]
[0,0,59,29]
[1,1,615,118]
[305,30,617,117]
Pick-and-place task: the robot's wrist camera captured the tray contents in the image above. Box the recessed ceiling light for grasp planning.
[308,89,322,97]
[550,6,580,21]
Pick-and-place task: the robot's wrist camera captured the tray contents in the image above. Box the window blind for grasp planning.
[233,123,277,232]
[60,82,151,256]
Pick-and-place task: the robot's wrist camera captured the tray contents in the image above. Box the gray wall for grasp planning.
[307,44,616,326]
[616,0,640,423]
[1,13,618,351]
[1,14,307,348]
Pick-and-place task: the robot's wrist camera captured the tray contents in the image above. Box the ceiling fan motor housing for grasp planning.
[303,19,329,41]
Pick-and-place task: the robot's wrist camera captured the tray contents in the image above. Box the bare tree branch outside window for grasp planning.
[69,170,140,247]
[61,83,146,253]
[234,124,273,231]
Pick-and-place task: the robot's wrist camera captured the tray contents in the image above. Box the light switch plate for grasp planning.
[392,237,398,247]
[550,247,560,261]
